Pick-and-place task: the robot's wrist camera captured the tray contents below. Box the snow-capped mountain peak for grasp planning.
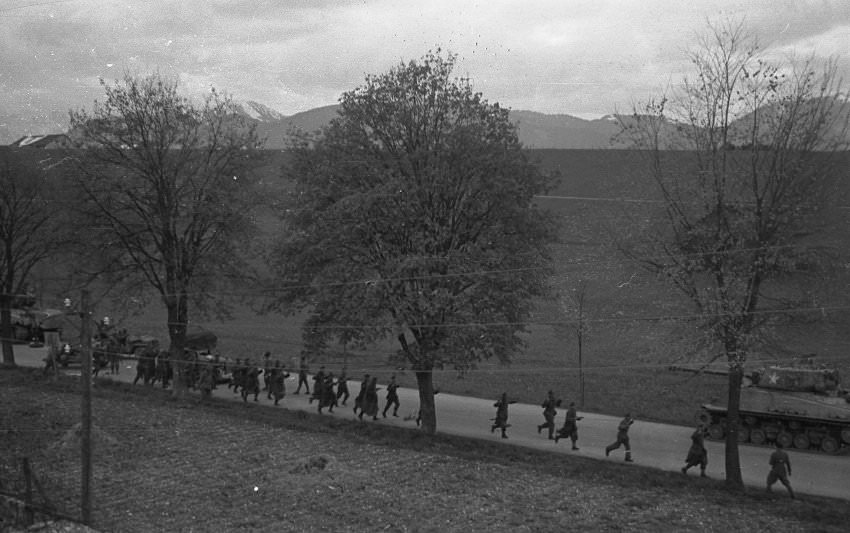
[233,101,286,122]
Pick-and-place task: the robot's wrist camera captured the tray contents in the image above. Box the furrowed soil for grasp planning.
[2,369,848,533]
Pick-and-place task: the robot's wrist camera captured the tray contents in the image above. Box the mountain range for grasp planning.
[242,103,631,150]
[5,98,847,150]
[0,101,633,149]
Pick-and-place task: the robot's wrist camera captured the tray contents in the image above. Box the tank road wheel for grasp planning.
[792,433,810,450]
[737,427,750,443]
[707,424,725,440]
[820,437,840,454]
[749,428,767,445]
[775,431,793,449]
[841,428,850,445]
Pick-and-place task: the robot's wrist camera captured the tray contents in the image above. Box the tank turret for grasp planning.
[679,357,850,454]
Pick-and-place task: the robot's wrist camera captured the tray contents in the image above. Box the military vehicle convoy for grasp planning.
[699,360,850,454]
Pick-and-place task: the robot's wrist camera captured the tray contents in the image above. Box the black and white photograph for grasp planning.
[1,1,849,531]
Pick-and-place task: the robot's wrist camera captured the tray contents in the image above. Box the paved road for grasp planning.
[11,346,850,501]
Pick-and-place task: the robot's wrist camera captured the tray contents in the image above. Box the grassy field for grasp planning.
[25,149,850,427]
[2,367,849,533]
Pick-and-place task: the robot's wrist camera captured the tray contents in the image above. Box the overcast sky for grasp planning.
[2,0,849,126]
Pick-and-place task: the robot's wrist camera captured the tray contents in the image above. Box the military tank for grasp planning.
[698,360,850,454]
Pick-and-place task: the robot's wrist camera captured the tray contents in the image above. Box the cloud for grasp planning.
[1,0,848,136]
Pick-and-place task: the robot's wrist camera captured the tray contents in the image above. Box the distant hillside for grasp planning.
[11,97,845,150]
[244,104,644,150]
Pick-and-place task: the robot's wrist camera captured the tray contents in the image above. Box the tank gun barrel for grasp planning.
[667,365,746,378]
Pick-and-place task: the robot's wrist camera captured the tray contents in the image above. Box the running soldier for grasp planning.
[336,368,350,405]
[268,361,290,406]
[681,424,708,477]
[310,366,326,404]
[605,413,635,462]
[156,350,172,389]
[555,402,583,450]
[353,374,370,414]
[491,392,516,439]
[382,374,400,418]
[230,358,245,394]
[241,360,261,403]
[359,376,380,421]
[262,351,273,396]
[133,344,157,386]
[198,364,214,400]
[766,441,794,499]
[294,356,310,395]
[537,390,561,439]
[318,372,337,413]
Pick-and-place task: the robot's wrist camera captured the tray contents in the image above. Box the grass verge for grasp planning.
[2,366,848,532]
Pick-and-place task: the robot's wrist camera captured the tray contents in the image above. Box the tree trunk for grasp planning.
[166,294,189,399]
[415,370,437,435]
[724,364,744,489]
[0,298,16,367]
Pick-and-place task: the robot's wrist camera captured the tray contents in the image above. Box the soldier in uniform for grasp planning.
[310,366,326,404]
[335,368,350,406]
[294,356,310,395]
[133,345,157,386]
[382,374,400,418]
[229,358,244,394]
[766,441,794,498]
[360,376,380,421]
[537,390,561,439]
[156,349,172,389]
[318,372,337,413]
[268,361,290,406]
[241,359,261,403]
[491,392,516,439]
[198,364,214,399]
[555,402,582,450]
[262,351,273,396]
[353,374,370,415]
[682,424,708,477]
[605,413,635,462]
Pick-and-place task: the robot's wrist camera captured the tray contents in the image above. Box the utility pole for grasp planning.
[571,282,588,409]
[79,289,92,524]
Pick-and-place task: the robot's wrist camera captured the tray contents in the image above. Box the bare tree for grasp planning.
[68,73,264,397]
[619,20,850,488]
[0,150,70,366]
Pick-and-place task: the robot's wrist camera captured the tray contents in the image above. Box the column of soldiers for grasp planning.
[121,350,799,497]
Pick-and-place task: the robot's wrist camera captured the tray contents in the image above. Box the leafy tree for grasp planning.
[274,51,557,434]
[68,73,264,397]
[0,149,71,365]
[619,20,849,488]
